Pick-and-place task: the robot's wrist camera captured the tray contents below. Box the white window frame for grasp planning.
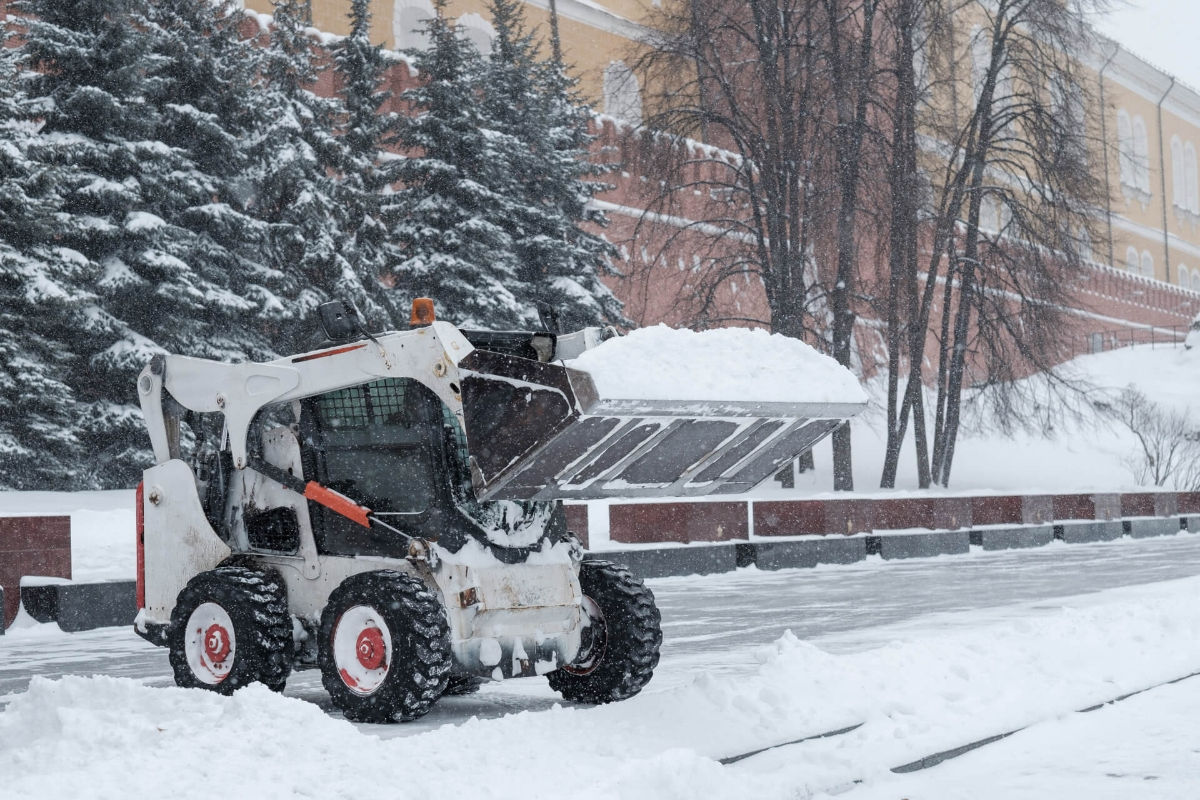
[1141,249,1154,279]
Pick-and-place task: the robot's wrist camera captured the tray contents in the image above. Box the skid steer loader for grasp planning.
[133,299,864,722]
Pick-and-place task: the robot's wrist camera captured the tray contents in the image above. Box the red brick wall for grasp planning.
[0,516,71,626]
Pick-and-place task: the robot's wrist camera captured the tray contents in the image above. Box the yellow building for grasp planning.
[245,0,650,123]
[1094,42,1200,293]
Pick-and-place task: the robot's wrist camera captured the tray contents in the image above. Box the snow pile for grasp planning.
[3,574,1200,799]
[567,324,867,405]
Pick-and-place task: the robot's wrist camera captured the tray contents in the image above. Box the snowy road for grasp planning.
[4,533,1200,731]
[4,533,1200,798]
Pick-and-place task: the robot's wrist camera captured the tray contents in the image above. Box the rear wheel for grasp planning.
[547,560,662,704]
[319,570,451,722]
[167,566,293,694]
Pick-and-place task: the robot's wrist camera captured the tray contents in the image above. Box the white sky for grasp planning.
[1089,1,1200,90]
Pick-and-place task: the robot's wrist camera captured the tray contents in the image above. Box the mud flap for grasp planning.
[458,350,865,501]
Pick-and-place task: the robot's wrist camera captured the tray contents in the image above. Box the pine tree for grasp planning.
[250,0,365,349]
[0,28,93,489]
[331,0,401,329]
[386,0,531,329]
[481,0,623,331]
[10,0,288,486]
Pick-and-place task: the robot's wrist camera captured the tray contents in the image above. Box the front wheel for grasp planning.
[547,560,662,704]
[318,570,451,723]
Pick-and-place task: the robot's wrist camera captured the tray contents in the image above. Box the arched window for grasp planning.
[1185,142,1199,212]
[392,0,435,50]
[1192,269,1200,292]
[970,27,989,103]
[603,61,642,125]
[457,13,494,53]
[1141,250,1154,279]
[1117,110,1134,187]
[1125,246,1140,272]
[1179,264,1189,287]
[979,193,999,232]
[1079,227,1092,262]
[1172,136,1185,207]
[1132,116,1151,192]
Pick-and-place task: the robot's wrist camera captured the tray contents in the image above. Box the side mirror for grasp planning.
[318,300,359,342]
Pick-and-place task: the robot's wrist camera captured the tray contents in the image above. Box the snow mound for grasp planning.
[566,324,867,405]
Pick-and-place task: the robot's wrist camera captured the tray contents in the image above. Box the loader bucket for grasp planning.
[458,349,865,501]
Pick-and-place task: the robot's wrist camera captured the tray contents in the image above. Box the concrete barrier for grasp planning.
[1055,520,1125,543]
[1125,518,1184,539]
[751,537,866,570]
[593,544,739,579]
[868,530,971,560]
[969,525,1055,551]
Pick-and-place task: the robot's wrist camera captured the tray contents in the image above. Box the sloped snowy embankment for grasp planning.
[3,575,1199,799]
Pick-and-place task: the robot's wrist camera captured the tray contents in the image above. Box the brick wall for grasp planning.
[0,516,71,626]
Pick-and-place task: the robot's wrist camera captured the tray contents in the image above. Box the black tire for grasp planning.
[318,570,452,723]
[167,565,293,694]
[547,560,662,704]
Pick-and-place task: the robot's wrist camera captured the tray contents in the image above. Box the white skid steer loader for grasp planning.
[134,299,864,722]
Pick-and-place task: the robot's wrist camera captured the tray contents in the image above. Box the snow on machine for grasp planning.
[133,298,866,721]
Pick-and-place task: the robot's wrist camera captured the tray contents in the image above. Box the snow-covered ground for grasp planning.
[2,536,1200,799]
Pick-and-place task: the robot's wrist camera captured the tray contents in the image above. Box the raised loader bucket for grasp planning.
[457,327,867,501]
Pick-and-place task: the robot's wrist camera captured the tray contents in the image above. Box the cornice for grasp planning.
[519,0,648,42]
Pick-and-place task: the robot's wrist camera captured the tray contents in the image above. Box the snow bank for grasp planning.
[566,324,867,405]
[3,575,1200,799]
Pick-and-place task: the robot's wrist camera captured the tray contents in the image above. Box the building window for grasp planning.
[1141,250,1154,279]
[1179,264,1189,287]
[603,61,642,125]
[1117,110,1151,194]
[1117,110,1133,186]
[970,27,989,104]
[1132,116,1151,193]
[457,13,495,53]
[1172,136,1185,207]
[1186,142,1199,212]
[1125,246,1139,272]
[393,0,435,51]
[1192,269,1200,292]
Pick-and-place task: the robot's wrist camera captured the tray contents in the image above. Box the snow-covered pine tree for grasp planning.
[386,0,531,329]
[0,26,93,490]
[11,0,287,486]
[143,0,288,332]
[330,0,402,329]
[481,0,623,331]
[250,0,369,349]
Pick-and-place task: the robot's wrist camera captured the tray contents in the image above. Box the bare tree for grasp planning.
[1106,388,1200,489]
[883,0,1108,487]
